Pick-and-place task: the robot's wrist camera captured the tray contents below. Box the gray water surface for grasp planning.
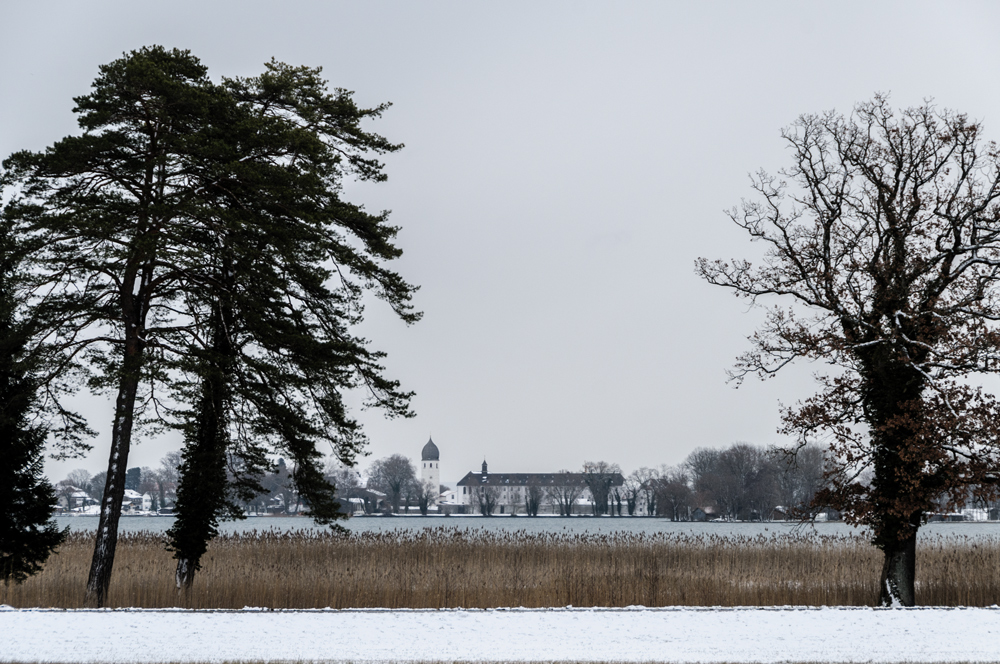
[53,514,1000,540]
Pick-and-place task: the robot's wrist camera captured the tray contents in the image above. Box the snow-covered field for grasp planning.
[3,606,999,663]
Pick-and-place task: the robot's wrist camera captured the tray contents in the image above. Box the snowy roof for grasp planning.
[438,489,461,505]
[456,471,624,487]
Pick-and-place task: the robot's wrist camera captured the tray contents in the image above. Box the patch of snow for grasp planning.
[2,606,999,662]
[885,580,903,609]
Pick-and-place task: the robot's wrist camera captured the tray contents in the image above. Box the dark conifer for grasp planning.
[0,227,65,584]
[2,47,417,605]
[166,303,233,590]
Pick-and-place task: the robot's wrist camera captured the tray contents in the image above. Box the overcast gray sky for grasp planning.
[4,1,1000,486]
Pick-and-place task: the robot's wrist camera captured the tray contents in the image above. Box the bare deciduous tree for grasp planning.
[151,452,181,512]
[138,468,161,511]
[699,96,1000,605]
[686,448,724,516]
[86,471,106,504]
[632,467,660,516]
[655,466,692,521]
[772,443,827,519]
[414,479,437,516]
[524,484,544,516]
[65,470,92,493]
[55,479,80,511]
[622,473,642,516]
[471,484,500,516]
[545,472,583,517]
[582,461,621,516]
[327,464,361,491]
[367,454,416,514]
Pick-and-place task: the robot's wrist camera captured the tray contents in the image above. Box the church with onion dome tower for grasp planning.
[420,436,440,505]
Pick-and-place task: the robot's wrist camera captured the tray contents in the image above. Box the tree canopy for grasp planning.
[698,95,1000,605]
[367,454,417,513]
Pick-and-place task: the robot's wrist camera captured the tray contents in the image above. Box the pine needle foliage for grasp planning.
[0,46,419,604]
[0,227,65,584]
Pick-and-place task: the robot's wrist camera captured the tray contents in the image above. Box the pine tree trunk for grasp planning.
[878,529,917,606]
[175,557,195,590]
[84,371,140,607]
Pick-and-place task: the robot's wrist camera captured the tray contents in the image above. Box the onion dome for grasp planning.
[421,436,439,461]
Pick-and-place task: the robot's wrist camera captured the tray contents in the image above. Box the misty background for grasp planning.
[3,1,999,487]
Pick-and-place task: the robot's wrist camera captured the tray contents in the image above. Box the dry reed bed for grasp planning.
[3,528,999,608]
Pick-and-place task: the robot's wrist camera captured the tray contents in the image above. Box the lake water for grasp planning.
[53,514,1000,540]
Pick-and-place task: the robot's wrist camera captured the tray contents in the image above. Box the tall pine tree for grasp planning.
[3,47,418,604]
[0,226,65,584]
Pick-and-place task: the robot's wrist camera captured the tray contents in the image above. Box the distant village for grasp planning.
[54,436,1000,523]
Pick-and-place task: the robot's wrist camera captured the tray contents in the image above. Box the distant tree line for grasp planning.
[66,436,1000,525]
[345,444,829,521]
[643,442,828,521]
[56,453,182,514]
[529,445,826,521]
[57,453,352,518]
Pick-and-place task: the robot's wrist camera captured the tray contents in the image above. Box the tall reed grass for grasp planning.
[3,528,998,608]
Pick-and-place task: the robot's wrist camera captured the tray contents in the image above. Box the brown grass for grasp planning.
[3,528,999,608]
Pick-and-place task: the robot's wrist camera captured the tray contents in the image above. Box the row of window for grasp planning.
[461,486,525,495]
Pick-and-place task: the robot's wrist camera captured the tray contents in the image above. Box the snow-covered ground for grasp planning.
[2,605,998,663]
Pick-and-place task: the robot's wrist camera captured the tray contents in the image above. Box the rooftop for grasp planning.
[421,436,440,461]
[456,471,625,487]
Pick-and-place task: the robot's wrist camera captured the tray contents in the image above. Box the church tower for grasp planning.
[421,436,440,505]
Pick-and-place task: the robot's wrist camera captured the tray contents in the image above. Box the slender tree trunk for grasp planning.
[84,369,140,607]
[85,269,148,607]
[175,557,195,590]
[878,529,917,606]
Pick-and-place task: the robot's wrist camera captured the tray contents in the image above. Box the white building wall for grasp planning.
[421,458,440,504]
